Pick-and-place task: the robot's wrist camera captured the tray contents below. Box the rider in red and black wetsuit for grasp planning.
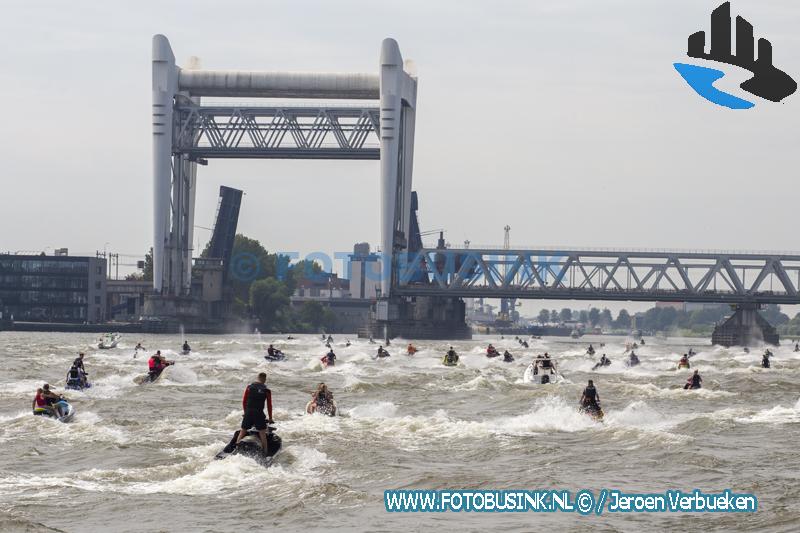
[148,351,171,381]
[236,372,274,453]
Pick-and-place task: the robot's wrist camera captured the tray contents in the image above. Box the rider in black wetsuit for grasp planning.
[580,380,601,411]
[236,372,273,453]
[69,353,88,386]
[762,352,771,368]
[684,370,702,390]
[322,349,336,366]
[503,350,514,363]
[445,347,458,364]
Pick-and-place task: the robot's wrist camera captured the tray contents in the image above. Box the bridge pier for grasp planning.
[362,296,471,340]
[711,304,779,347]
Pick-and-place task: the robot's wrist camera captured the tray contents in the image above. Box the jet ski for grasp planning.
[626,354,640,367]
[181,349,191,355]
[215,426,282,466]
[579,403,604,421]
[591,357,612,371]
[98,333,120,350]
[375,349,391,359]
[33,399,75,423]
[264,350,286,362]
[442,354,459,366]
[65,376,91,391]
[523,360,562,384]
[677,360,690,370]
[586,347,596,356]
[133,364,173,385]
[305,400,337,417]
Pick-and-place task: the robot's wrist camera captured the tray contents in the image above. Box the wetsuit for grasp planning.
[323,351,336,365]
[148,357,165,379]
[687,374,702,389]
[72,358,85,372]
[67,366,84,387]
[762,355,770,368]
[445,350,458,364]
[241,382,272,430]
[582,386,599,408]
[267,347,275,357]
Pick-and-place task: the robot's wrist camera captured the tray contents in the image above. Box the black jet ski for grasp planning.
[591,357,612,371]
[215,426,281,466]
[626,354,640,367]
[579,402,604,421]
[65,376,91,390]
[265,350,286,362]
[65,368,91,390]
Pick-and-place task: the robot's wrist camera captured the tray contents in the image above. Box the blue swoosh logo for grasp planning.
[674,63,755,109]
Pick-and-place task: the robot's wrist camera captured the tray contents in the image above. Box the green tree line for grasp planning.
[535,304,796,336]
[130,235,338,333]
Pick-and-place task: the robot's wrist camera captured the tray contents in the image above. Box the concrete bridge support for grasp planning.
[712,304,779,347]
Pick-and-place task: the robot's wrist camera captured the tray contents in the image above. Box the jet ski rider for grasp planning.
[580,380,601,412]
[236,372,274,454]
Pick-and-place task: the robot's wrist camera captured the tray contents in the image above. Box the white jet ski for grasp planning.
[305,399,337,417]
[98,333,120,350]
[523,359,563,385]
[33,399,75,423]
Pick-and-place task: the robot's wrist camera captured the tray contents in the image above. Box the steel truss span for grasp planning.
[174,104,380,160]
[395,248,800,304]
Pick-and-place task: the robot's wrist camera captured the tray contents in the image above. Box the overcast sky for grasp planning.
[1,0,798,315]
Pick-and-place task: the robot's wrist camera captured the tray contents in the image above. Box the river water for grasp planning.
[1,332,798,532]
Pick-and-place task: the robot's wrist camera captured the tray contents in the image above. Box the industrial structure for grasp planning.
[147,34,799,344]
[0,253,107,323]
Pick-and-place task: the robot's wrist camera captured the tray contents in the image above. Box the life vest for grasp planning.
[244,382,269,411]
[583,386,597,401]
[35,392,47,407]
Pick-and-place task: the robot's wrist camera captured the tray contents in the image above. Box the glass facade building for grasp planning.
[0,254,107,323]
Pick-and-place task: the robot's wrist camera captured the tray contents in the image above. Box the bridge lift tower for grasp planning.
[147,34,469,335]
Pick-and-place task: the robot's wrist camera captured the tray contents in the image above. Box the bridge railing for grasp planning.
[394,248,800,304]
